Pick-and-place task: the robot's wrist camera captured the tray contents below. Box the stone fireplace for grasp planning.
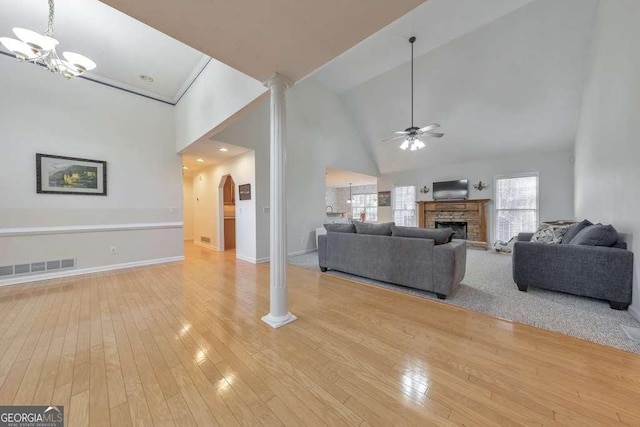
[417,199,490,249]
[436,221,468,240]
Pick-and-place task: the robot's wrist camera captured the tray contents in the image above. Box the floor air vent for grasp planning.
[0,266,13,277]
[201,236,211,243]
[31,262,46,273]
[0,258,76,278]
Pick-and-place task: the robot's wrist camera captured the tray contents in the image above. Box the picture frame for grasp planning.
[239,183,251,200]
[36,153,107,196]
[378,191,391,207]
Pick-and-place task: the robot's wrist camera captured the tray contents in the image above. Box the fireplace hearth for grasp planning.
[417,199,489,249]
[436,221,468,240]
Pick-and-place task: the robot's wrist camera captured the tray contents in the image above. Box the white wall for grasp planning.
[574,0,640,318]
[214,78,380,257]
[191,151,257,262]
[377,150,575,243]
[183,176,194,240]
[175,58,266,152]
[0,60,183,281]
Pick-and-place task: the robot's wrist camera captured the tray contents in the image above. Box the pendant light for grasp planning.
[0,0,96,79]
[347,183,352,204]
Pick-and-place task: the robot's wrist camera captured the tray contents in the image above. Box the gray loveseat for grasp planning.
[318,229,467,299]
[512,232,633,309]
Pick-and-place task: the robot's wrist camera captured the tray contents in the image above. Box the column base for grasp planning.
[261,312,297,329]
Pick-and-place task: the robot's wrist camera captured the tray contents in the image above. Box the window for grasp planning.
[351,193,378,221]
[393,186,416,227]
[495,174,538,242]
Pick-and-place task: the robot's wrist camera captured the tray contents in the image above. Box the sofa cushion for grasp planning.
[324,223,356,233]
[569,224,619,247]
[530,223,571,244]
[391,226,454,245]
[354,222,394,236]
[561,219,593,244]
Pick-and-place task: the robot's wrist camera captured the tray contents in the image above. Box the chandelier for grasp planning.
[0,0,96,79]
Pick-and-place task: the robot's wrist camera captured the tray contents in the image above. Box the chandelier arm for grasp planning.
[46,0,55,37]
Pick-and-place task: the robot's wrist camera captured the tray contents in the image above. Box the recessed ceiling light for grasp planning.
[139,74,154,83]
[196,158,204,163]
[219,148,229,152]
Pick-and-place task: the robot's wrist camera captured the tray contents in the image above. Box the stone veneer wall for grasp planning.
[425,210,482,242]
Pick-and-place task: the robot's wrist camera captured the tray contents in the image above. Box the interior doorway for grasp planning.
[218,175,236,251]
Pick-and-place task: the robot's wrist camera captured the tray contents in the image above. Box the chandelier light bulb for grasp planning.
[0,37,38,60]
[63,51,96,72]
[13,28,59,52]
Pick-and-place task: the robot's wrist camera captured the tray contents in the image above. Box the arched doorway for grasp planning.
[218,175,236,251]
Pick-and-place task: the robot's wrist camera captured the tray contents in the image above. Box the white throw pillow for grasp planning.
[530,223,571,244]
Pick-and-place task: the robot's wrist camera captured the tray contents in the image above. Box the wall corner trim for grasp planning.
[0,222,183,237]
[0,256,185,287]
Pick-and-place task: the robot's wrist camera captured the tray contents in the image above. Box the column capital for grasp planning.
[264,73,294,90]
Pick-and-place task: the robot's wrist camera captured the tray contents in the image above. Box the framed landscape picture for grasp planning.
[36,153,107,196]
[378,191,391,207]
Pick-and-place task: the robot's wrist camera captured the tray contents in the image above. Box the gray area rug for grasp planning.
[289,249,640,354]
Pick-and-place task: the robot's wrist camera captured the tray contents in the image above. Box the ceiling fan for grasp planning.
[382,36,443,151]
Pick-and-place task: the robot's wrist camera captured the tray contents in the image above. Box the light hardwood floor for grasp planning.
[1,242,640,426]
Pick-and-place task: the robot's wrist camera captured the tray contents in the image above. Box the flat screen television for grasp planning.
[433,180,468,200]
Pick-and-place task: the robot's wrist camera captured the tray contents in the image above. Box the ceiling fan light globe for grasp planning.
[13,28,58,52]
[399,140,410,150]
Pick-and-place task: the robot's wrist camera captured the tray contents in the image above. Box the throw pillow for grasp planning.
[354,222,394,236]
[324,223,356,233]
[391,226,454,245]
[561,219,592,244]
[529,223,571,244]
[569,224,619,247]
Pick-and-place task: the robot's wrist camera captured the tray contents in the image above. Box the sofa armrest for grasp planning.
[517,232,534,242]
[512,242,633,303]
[318,234,328,269]
[433,240,467,296]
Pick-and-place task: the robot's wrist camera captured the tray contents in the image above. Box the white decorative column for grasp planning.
[262,73,297,329]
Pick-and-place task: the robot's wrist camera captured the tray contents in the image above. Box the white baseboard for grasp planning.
[246,249,317,265]
[0,256,185,287]
[235,254,269,264]
[193,241,219,251]
[629,304,640,324]
[288,249,318,257]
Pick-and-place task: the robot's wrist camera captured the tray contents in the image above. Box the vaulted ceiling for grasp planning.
[312,0,600,174]
[99,0,425,82]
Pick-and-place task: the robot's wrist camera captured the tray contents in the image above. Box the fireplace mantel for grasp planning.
[416,199,490,248]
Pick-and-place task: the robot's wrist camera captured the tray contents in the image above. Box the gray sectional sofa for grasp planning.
[318,223,467,299]
[512,224,633,309]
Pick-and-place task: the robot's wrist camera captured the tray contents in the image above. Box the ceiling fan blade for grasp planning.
[425,132,444,138]
[381,135,406,143]
[418,124,440,133]
[393,131,410,135]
